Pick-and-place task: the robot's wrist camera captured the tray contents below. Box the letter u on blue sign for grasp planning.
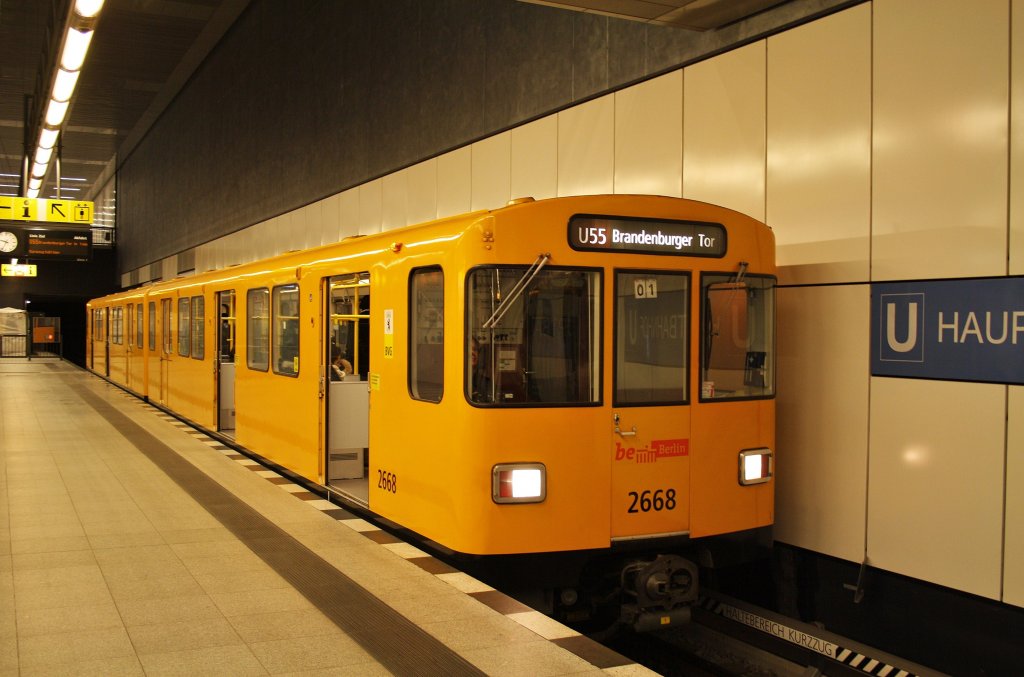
[879,293,924,363]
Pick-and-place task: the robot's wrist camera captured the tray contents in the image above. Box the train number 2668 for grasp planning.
[627,489,676,513]
[377,470,397,493]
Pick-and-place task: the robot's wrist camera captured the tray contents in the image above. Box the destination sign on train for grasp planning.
[569,216,726,256]
[0,196,94,225]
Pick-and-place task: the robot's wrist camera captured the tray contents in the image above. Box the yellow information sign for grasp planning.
[0,197,93,224]
[1,263,38,277]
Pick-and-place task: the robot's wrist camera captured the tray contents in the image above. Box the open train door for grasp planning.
[216,290,236,434]
[321,272,371,506]
[608,270,692,541]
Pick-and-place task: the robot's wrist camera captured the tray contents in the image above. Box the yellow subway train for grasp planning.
[87,194,776,628]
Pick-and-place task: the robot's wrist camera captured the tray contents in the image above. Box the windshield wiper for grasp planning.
[482,253,551,329]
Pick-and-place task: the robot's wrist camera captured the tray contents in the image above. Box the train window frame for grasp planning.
[272,284,300,377]
[177,297,190,357]
[409,266,444,403]
[699,272,776,402]
[612,269,690,407]
[148,301,156,351]
[465,264,603,408]
[190,295,205,360]
[246,288,270,372]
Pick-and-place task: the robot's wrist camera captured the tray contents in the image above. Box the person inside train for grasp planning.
[330,345,353,381]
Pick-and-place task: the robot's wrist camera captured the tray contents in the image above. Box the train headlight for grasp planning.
[492,463,546,503]
[739,449,772,485]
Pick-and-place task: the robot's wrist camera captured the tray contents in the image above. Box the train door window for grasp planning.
[329,273,369,380]
[614,271,688,405]
[247,288,269,371]
[191,295,205,360]
[409,267,443,402]
[177,297,191,357]
[219,291,235,362]
[93,308,105,342]
[467,266,601,406]
[701,274,775,400]
[136,304,144,348]
[126,306,133,347]
[272,285,300,376]
[161,299,172,354]
[148,302,156,351]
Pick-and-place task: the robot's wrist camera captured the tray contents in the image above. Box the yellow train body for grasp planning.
[87,195,775,560]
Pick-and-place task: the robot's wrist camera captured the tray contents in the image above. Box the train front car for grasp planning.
[376,195,776,631]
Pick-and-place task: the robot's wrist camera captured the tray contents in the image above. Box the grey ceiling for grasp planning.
[0,0,785,206]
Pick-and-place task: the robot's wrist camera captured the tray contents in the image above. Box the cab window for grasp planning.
[701,274,775,400]
[614,271,688,405]
[467,266,601,406]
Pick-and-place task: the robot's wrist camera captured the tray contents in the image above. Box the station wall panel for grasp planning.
[871,0,1009,281]
[1006,386,1024,606]
[471,132,512,212]
[683,41,766,222]
[319,193,341,246]
[407,160,439,227]
[775,285,869,563]
[1012,0,1024,276]
[766,5,871,286]
[437,147,472,219]
[557,95,614,197]
[337,189,360,242]
[867,378,1005,600]
[613,71,682,198]
[510,117,558,202]
[358,180,383,236]
[383,171,409,232]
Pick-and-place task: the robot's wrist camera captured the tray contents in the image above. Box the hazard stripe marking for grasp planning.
[703,598,919,677]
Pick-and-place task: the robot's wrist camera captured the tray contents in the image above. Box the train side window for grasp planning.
[110,307,120,345]
[148,302,156,351]
[614,271,689,405]
[136,304,144,348]
[191,295,205,360]
[177,297,191,357]
[700,274,775,400]
[247,288,270,371]
[409,267,443,402]
[272,284,299,376]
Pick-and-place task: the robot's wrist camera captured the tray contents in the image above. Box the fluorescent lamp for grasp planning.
[34,146,54,166]
[31,162,48,179]
[29,177,43,191]
[52,68,80,102]
[45,99,69,126]
[61,28,94,71]
[27,187,39,198]
[74,0,105,18]
[38,128,59,149]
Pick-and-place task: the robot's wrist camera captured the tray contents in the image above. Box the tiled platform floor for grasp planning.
[0,359,654,676]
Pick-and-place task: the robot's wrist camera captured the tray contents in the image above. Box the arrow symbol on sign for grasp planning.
[51,203,66,218]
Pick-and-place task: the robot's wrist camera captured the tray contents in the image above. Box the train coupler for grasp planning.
[620,554,699,631]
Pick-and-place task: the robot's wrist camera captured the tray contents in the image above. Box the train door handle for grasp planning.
[613,413,637,437]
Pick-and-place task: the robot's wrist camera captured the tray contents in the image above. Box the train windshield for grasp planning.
[701,274,775,400]
[467,266,601,406]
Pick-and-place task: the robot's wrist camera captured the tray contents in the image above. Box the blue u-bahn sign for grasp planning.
[871,277,1024,385]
